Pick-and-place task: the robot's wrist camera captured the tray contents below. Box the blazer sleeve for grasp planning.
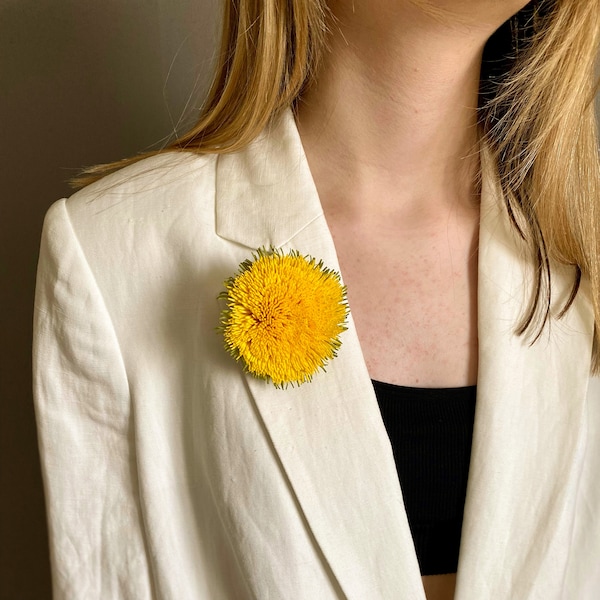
[33,200,153,599]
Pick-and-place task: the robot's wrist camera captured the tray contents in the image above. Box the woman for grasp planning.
[33,1,600,599]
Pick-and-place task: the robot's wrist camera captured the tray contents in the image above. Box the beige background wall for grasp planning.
[1,3,599,598]
[1,2,218,597]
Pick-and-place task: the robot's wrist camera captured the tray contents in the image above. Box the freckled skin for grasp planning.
[333,207,479,388]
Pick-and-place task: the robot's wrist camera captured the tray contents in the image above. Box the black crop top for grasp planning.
[371,380,477,576]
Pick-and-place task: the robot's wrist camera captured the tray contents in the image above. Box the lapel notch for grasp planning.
[215,111,323,250]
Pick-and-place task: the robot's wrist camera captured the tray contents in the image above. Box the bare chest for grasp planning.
[330,218,479,387]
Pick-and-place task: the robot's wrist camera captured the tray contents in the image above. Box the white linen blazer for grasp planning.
[33,110,600,599]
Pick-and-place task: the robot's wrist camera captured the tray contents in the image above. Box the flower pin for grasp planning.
[219,248,348,388]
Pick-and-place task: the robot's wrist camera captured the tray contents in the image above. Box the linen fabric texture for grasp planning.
[33,111,600,599]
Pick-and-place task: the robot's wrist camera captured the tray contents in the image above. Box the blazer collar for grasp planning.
[214,111,595,598]
[215,110,323,250]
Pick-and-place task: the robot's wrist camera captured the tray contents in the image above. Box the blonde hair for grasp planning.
[75,0,600,370]
[482,1,600,369]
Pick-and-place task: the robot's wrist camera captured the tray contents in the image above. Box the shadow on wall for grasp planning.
[0,1,218,597]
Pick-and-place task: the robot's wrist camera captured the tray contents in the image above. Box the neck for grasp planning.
[296,1,493,222]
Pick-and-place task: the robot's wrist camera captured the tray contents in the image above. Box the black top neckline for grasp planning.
[371,378,477,394]
[372,378,476,387]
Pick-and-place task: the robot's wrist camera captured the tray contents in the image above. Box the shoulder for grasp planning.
[40,150,221,289]
[63,151,217,233]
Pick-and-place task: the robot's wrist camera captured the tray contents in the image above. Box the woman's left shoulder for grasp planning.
[66,150,218,234]
[49,150,222,303]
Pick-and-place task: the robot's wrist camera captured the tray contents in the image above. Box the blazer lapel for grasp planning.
[455,155,595,599]
[216,111,426,598]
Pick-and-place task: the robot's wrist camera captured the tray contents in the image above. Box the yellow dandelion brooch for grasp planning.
[219,248,348,388]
